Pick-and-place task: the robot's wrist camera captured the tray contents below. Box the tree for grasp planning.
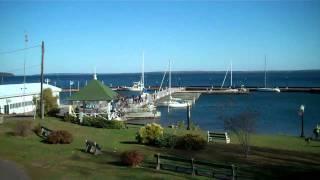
[34,88,59,116]
[224,111,257,158]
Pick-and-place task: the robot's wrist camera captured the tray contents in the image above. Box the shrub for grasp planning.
[82,116,124,129]
[156,133,178,148]
[13,120,33,137]
[34,88,59,117]
[33,123,42,136]
[47,108,60,117]
[136,123,164,145]
[176,134,207,151]
[47,130,73,144]
[177,120,185,129]
[189,122,201,131]
[120,150,144,167]
[106,120,125,129]
[81,116,93,126]
[63,114,77,123]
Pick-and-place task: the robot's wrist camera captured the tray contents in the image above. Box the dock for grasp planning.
[62,86,320,94]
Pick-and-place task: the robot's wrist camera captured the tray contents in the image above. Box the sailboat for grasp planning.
[220,61,248,93]
[126,52,145,92]
[167,60,189,108]
[256,56,281,93]
[221,61,239,92]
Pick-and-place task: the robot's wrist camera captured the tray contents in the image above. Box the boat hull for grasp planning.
[256,88,281,92]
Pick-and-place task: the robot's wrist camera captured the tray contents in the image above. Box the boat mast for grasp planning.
[221,65,229,89]
[264,55,267,88]
[159,64,169,91]
[141,51,145,90]
[169,60,171,99]
[230,60,233,88]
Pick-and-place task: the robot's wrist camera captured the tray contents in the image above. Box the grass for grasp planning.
[0,116,319,179]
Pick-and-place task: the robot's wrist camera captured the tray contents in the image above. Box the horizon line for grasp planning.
[7,69,320,76]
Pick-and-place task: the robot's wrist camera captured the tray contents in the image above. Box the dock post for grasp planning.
[231,164,236,180]
[191,158,195,176]
[156,153,161,170]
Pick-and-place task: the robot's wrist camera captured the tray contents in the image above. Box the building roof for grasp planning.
[68,80,118,101]
[0,83,62,99]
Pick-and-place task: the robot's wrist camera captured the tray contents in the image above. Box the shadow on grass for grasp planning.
[74,148,85,152]
[120,141,139,144]
[108,161,125,166]
[311,145,320,147]
[5,132,15,136]
[40,139,50,144]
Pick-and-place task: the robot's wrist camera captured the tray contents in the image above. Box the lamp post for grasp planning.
[187,103,191,130]
[298,105,305,138]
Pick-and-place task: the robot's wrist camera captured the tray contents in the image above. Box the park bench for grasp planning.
[85,140,102,155]
[154,153,238,179]
[207,131,230,144]
[40,126,52,138]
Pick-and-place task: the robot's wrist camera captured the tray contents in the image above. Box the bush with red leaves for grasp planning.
[120,150,144,167]
[47,130,73,144]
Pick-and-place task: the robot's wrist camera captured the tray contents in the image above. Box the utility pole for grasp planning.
[23,32,28,115]
[40,41,45,119]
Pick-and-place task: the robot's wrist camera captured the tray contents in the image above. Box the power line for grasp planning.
[0,45,41,55]
[2,64,40,73]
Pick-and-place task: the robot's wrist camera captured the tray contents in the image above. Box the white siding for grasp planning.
[0,83,61,114]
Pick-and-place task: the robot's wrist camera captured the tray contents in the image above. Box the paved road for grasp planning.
[0,160,30,180]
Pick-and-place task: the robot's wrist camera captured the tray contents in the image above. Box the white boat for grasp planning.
[256,56,281,93]
[126,52,145,92]
[168,98,189,108]
[256,87,281,92]
[167,60,188,108]
[126,81,144,92]
[220,60,248,93]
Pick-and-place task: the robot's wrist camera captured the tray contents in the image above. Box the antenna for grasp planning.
[24,31,28,84]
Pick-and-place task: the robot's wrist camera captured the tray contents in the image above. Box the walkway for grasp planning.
[0,160,30,180]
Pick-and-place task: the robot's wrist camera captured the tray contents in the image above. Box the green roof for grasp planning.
[69,80,118,101]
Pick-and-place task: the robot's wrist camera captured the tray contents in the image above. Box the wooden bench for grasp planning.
[207,131,230,144]
[85,140,102,155]
[154,153,237,179]
[40,126,53,138]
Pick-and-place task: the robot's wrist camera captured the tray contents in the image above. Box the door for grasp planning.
[4,105,9,114]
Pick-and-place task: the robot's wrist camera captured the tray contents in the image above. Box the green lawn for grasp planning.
[0,116,319,179]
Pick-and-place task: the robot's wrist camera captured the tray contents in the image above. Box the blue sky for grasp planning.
[0,1,320,75]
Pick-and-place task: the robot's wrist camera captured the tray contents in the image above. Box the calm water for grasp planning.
[2,71,320,136]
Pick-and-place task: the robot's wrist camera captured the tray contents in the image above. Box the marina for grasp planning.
[1,1,320,179]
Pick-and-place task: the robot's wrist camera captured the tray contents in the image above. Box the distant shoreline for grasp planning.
[8,69,320,77]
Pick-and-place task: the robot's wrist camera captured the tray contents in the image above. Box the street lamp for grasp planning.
[298,105,305,138]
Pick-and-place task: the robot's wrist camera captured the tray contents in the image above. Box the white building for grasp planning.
[0,83,61,114]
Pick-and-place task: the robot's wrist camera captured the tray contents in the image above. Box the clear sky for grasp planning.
[0,1,320,75]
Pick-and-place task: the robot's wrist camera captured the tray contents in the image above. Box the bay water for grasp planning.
[2,70,320,136]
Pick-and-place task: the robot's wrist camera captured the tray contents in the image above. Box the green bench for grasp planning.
[154,153,237,179]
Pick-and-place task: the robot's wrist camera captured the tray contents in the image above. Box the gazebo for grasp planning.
[69,75,118,119]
